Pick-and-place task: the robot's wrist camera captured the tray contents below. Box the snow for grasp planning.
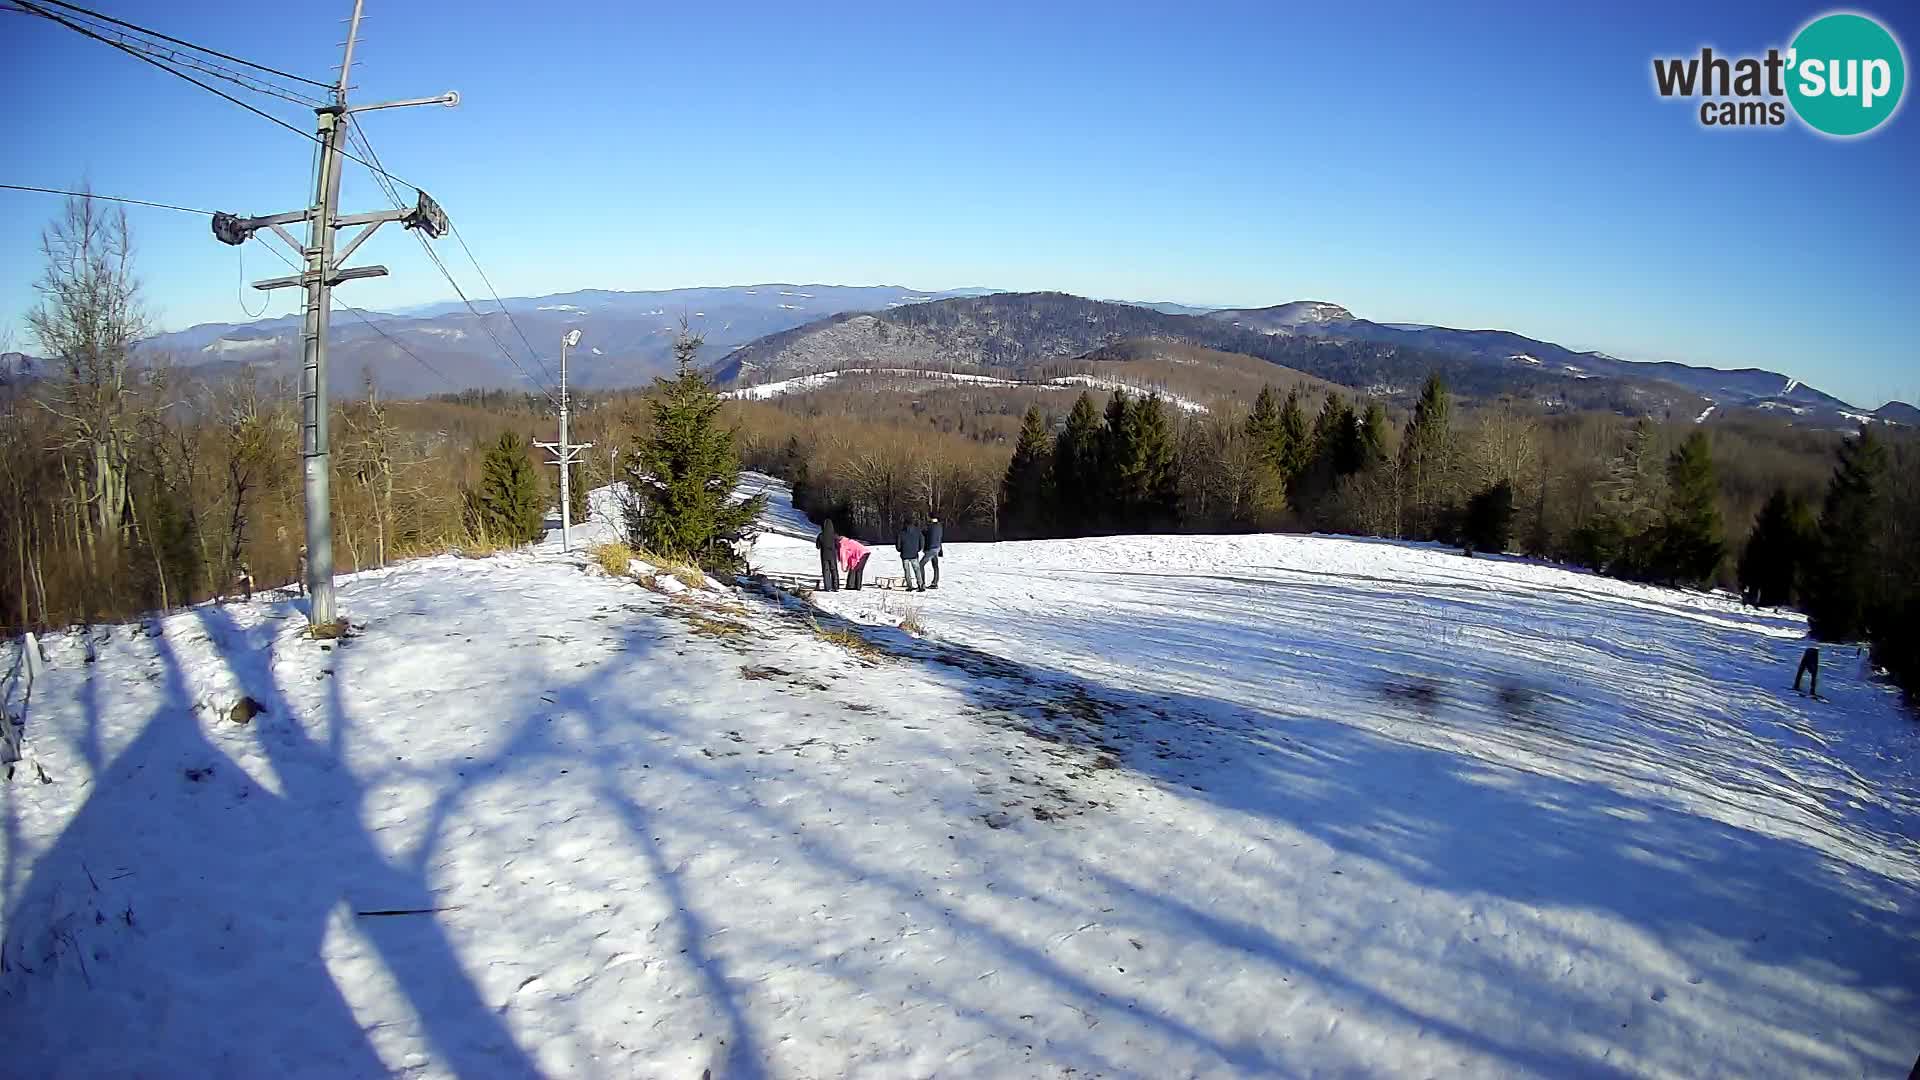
[1783,377,1801,396]
[1758,402,1810,416]
[722,370,1210,413]
[1044,375,1207,413]
[535,305,587,313]
[201,337,278,354]
[1509,353,1542,366]
[415,328,467,340]
[1695,404,1717,424]
[5,476,1918,1078]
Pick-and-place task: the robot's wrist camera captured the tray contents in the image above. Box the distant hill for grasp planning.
[712,291,1704,416]
[1206,301,1354,333]
[1873,401,1920,425]
[0,351,41,384]
[75,282,1907,430]
[130,284,989,397]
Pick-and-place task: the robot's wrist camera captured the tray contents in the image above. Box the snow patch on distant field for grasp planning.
[1508,353,1542,366]
[1695,404,1717,423]
[1045,374,1206,412]
[535,304,586,313]
[415,327,466,340]
[201,337,278,354]
[723,369,1208,412]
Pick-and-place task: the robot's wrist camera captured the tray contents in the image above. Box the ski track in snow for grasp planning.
[3,477,1917,1078]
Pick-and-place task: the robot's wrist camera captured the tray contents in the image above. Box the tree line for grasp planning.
[4,195,1913,702]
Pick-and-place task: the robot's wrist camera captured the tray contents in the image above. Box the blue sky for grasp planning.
[2,0,1915,406]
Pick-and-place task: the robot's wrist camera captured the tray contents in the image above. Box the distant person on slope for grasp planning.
[838,534,872,591]
[919,516,943,589]
[814,519,840,592]
[896,521,926,592]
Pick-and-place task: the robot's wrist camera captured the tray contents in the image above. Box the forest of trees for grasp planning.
[2,194,1915,702]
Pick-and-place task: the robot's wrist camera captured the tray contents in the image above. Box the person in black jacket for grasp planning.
[919,517,943,589]
[896,521,925,591]
[814,519,840,591]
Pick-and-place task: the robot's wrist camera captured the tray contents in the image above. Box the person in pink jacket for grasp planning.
[837,534,873,591]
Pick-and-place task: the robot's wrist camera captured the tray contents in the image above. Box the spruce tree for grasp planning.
[1245,386,1289,513]
[1462,479,1515,554]
[469,430,546,545]
[1002,406,1055,539]
[1657,430,1724,586]
[1299,393,1363,509]
[1277,389,1311,486]
[1805,429,1888,640]
[1738,489,1816,607]
[1247,386,1281,459]
[622,334,765,569]
[1051,392,1104,536]
[1132,394,1180,529]
[1398,373,1454,537]
[1358,400,1391,466]
[1098,391,1139,530]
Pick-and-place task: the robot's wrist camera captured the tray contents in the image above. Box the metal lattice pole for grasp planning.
[209,0,457,627]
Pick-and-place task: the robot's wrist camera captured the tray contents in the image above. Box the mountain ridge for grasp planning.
[13,283,1902,422]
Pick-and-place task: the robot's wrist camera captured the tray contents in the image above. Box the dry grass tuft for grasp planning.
[592,541,636,577]
[633,546,708,591]
[684,614,749,639]
[811,618,886,661]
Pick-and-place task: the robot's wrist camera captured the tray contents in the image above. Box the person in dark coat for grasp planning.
[814,519,840,591]
[896,521,925,591]
[918,517,943,589]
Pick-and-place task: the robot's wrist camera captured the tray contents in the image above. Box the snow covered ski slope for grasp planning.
[3,475,1917,1078]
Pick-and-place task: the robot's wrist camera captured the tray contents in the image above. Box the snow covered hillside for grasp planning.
[4,477,1918,1078]
[721,368,1209,413]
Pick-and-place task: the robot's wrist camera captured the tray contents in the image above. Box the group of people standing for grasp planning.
[813,517,943,592]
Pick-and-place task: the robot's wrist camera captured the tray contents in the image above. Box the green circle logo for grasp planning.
[1787,13,1906,136]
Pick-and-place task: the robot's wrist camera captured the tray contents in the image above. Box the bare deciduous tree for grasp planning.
[27,193,150,553]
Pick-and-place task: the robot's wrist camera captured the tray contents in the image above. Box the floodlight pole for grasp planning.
[207,0,457,627]
[537,329,592,552]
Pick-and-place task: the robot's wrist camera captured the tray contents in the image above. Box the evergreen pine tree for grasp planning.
[1098,391,1139,530]
[1358,400,1390,466]
[1277,389,1311,487]
[1299,393,1363,509]
[1656,430,1724,586]
[1051,392,1104,536]
[1398,373,1454,537]
[1132,394,1180,529]
[1001,406,1055,539]
[1805,429,1888,640]
[1247,386,1281,459]
[621,334,765,568]
[1462,479,1515,554]
[1738,488,1816,607]
[1244,385,1289,515]
[468,430,546,545]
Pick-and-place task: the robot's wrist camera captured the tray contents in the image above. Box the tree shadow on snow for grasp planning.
[791,594,1920,1077]
[1,601,545,1077]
